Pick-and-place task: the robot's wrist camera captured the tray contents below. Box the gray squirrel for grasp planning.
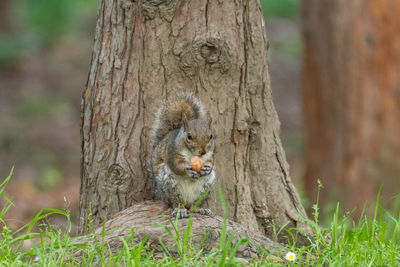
[150,94,215,218]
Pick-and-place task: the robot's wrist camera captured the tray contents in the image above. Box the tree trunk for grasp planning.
[79,0,311,244]
[302,0,400,215]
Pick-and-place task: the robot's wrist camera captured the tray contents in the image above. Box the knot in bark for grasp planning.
[174,35,232,77]
[106,164,131,192]
[200,43,220,63]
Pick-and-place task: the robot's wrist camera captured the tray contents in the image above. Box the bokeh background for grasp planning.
[1,0,399,232]
[0,0,96,231]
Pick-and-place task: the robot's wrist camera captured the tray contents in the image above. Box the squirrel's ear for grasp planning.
[182,112,189,130]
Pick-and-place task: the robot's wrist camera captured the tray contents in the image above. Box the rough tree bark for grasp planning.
[302,0,400,215]
[79,0,311,244]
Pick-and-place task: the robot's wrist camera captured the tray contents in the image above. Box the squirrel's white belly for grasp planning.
[155,163,215,207]
[176,173,213,205]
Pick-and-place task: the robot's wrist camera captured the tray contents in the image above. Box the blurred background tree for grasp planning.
[0,0,13,33]
[302,0,400,217]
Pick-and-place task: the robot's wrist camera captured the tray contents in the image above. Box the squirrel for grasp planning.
[150,93,215,218]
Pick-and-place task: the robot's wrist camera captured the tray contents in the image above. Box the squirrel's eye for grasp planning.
[187,133,192,140]
[210,134,213,140]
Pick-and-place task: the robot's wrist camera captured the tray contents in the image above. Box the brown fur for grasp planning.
[152,93,204,146]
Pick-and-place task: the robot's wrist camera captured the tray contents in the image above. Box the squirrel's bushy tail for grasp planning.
[152,93,204,145]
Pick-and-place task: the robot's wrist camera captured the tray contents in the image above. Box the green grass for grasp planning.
[1,170,400,266]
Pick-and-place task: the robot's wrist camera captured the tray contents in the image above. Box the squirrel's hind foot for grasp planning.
[193,208,213,216]
[171,207,189,219]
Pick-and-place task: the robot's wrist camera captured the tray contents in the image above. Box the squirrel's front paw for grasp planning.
[184,163,200,179]
[200,161,213,176]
